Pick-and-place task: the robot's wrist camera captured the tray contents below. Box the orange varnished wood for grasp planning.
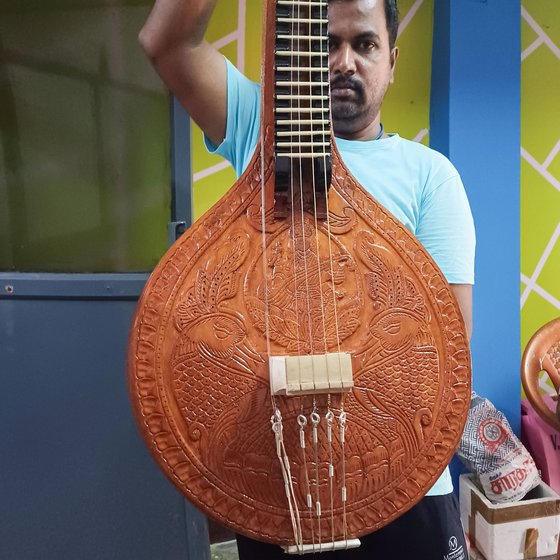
[127,0,471,546]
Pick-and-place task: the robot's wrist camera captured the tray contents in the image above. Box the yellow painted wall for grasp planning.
[520,2,560,393]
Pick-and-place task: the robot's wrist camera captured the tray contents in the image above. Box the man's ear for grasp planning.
[389,46,399,83]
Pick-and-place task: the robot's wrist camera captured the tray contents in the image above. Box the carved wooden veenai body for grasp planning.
[127,147,471,545]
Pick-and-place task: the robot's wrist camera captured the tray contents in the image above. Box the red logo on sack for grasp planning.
[478,419,507,452]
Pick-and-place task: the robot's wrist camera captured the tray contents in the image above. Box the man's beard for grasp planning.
[330,75,366,123]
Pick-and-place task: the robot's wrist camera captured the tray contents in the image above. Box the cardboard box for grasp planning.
[460,474,560,559]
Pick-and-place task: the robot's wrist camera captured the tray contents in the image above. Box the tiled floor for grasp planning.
[211,540,239,560]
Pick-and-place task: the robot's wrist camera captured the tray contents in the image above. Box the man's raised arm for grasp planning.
[139,0,227,147]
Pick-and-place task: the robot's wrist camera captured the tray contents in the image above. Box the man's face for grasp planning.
[328,0,398,139]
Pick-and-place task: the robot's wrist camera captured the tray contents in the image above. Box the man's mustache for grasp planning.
[330,76,364,96]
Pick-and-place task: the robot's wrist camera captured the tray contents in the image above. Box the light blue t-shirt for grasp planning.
[206,59,476,496]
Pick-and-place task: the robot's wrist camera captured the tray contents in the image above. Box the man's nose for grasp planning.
[330,44,357,75]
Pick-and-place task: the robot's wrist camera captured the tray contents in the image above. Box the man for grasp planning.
[140,0,474,558]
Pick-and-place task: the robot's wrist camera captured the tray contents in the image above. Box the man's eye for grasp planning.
[360,41,375,51]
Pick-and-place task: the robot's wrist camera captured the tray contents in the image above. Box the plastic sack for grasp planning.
[521,396,560,494]
[457,392,540,503]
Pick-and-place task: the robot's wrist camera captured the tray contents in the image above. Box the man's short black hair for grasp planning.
[384,0,399,50]
[328,0,399,50]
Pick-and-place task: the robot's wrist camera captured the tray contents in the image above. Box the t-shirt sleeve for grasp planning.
[416,173,476,285]
[203,58,261,177]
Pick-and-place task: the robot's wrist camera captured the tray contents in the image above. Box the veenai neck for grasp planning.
[262,0,332,218]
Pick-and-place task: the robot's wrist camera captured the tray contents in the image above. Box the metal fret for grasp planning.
[276,51,328,57]
[276,119,330,125]
[278,67,328,72]
[276,81,328,86]
[278,0,325,5]
[276,131,330,137]
[278,153,330,158]
[277,142,330,147]
[276,94,329,100]
[277,35,327,41]
[278,18,328,23]
[275,108,329,114]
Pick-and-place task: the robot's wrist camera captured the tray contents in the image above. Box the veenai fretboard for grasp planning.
[273,0,332,217]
